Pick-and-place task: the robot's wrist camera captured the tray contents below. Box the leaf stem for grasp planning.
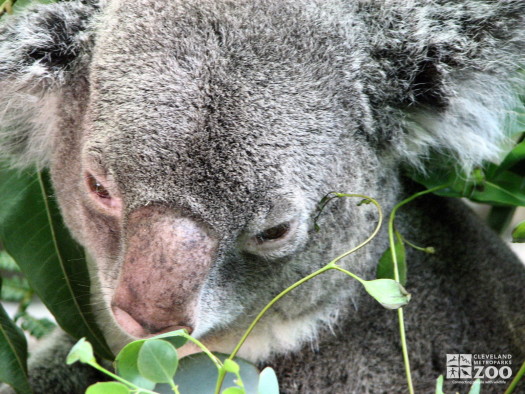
[399,234,432,254]
[214,194,382,394]
[180,332,223,370]
[388,184,448,394]
[504,359,525,394]
[87,361,157,393]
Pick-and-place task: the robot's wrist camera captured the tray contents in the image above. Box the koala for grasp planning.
[0,0,524,393]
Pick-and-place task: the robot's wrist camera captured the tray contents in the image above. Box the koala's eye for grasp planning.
[87,174,111,199]
[255,222,290,244]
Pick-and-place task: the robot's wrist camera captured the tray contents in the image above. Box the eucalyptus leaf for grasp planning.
[0,276,30,302]
[492,140,525,176]
[0,285,31,394]
[137,339,178,384]
[17,312,55,339]
[150,329,189,349]
[0,167,113,359]
[467,379,481,394]
[362,279,411,309]
[85,382,131,394]
[411,165,525,207]
[376,231,406,285]
[223,359,240,374]
[512,220,525,243]
[0,250,18,271]
[156,353,260,394]
[487,206,517,234]
[222,387,245,394]
[257,367,279,394]
[434,375,444,394]
[115,340,156,390]
[469,171,525,206]
[66,337,95,365]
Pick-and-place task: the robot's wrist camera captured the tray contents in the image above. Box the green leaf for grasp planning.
[115,340,156,390]
[85,382,131,394]
[512,220,525,243]
[222,387,245,394]
[0,167,113,359]
[0,283,31,394]
[487,206,517,234]
[434,375,444,394]
[137,339,178,384]
[493,140,525,176]
[0,250,19,272]
[411,164,525,207]
[223,359,240,374]
[66,337,95,365]
[469,172,525,206]
[150,329,189,349]
[376,231,406,285]
[361,279,411,310]
[467,379,482,394]
[0,276,31,302]
[257,367,279,394]
[17,312,55,339]
[159,353,259,393]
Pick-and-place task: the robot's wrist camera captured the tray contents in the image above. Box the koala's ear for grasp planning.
[383,3,525,172]
[0,0,99,168]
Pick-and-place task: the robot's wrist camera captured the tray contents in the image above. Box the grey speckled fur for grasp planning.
[0,1,524,393]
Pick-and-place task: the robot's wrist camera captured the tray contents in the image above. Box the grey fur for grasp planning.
[0,0,524,393]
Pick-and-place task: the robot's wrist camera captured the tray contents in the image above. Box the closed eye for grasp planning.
[255,222,290,244]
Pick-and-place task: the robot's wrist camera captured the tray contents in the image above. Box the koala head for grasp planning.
[1,0,521,360]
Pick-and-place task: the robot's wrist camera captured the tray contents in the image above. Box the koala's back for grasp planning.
[268,188,525,394]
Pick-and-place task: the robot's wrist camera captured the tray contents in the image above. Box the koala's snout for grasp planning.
[111,206,217,338]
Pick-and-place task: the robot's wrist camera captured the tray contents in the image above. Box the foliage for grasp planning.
[0,1,524,393]
[0,168,112,359]
[0,250,56,340]
[66,331,276,394]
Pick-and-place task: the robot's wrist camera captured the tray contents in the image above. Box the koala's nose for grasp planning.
[110,205,216,339]
[112,304,193,338]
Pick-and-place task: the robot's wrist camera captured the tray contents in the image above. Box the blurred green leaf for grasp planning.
[0,279,31,394]
[0,250,19,272]
[257,367,279,394]
[487,206,517,234]
[137,339,178,384]
[66,337,95,365]
[223,359,240,374]
[0,276,30,302]
[376,231,407,285]
[362,279,411,310]
[411,165,525,207]
[115,340,156,390]
[0,168,113,359]
[512,220,525,243]
[150,329,189,349]
[490,140,525,177]
[222,387,245,394]
[156,353,260,394]
[434,375,444,394]
[86,382,131,394]
[16,312,55,340]
[468,379,481,394]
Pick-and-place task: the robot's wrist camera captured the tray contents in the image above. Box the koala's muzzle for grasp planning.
[111,206,217,337]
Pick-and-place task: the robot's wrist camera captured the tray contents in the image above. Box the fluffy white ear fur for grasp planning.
[402,74,522,172]
[0,0,96,168]
[0,84,59,169]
